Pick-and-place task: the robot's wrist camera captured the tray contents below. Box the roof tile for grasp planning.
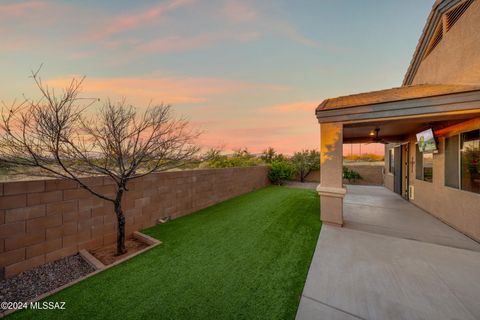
[317,84,480,111]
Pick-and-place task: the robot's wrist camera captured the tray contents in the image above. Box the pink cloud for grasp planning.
[198,123,385,156]
[261,101,317,113]
[202,128,318,155]
[225,126,293,137]
[67,50,95,60]
[46,75,289,105]
[0,0,71,23]
[195,110,319,155]
[0,39,29,52]
[136,31,259,54]
[220,1,322,48]
[72,0,332,62]
[223,0,258,22]
[84,0,194,42]
[44,75,310,155]
[0,1,73,53]
[0,1,47,17]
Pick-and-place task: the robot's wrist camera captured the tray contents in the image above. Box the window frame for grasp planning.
[444,129,480,195]
[388,149,394,174]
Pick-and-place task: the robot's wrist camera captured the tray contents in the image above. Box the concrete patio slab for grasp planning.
[344,185,480,252]
[297,295,362,320]
[297,185,480,320]
[297,226,480,320]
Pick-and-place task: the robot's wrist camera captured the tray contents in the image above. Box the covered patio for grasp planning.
[343,185,480,251]
[297,185,480,320]
[303,82,480,319]
[315,83,480,237]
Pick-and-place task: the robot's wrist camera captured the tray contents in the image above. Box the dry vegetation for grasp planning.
[343,153,384,162]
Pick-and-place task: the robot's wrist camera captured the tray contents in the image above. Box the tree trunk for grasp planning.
[303,169,311,183]
[114,189,126,256]
[300,169,305,183]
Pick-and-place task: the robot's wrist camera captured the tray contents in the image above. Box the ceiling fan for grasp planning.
[368,128,388,144]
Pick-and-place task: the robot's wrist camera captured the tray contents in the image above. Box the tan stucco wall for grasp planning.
[408,132,480,242]
[384,121,480,242]
[412,0,480,85]
[384,172,394,192]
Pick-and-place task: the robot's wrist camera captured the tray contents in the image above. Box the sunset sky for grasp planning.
[0,0,433,155]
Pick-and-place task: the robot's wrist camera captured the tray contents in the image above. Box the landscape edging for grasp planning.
[0,231,162,318]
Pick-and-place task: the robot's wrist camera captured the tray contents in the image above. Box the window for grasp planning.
[445,135,459,188]
[423,153,433,182]
[389,149,394,173]
[416,146,422,179]
[416,144,433,182]
[445,130,480,194]
[460,129,480,194]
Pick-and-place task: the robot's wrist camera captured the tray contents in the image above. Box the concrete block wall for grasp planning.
[296,164,384,185]
[343,164,384,186]
[0,166,269,278]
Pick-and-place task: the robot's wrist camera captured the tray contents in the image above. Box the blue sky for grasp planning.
[0,0,433,153]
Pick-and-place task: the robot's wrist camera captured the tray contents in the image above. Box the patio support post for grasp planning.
[317,122,346,226]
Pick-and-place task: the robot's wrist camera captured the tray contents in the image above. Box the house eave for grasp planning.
[316,90,480,124]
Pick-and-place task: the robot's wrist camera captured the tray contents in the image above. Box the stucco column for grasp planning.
[317,122,346,226]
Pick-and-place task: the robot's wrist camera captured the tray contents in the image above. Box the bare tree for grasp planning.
[0,70,199,255]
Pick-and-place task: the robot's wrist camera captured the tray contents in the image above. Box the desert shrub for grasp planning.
[203,147,224,162]
[0,160,11,177]
[207,156,262,168]
[260,147,286,164]
[202,147,262,168]
[268,160,296,185]
[290,149,320,182]
[343,166,363,182]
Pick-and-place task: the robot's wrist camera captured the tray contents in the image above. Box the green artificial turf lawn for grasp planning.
[10,186,320,320]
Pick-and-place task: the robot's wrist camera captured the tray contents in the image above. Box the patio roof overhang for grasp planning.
[316,84,480,143]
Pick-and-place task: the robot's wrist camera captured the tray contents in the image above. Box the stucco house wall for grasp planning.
[385,121,480,242]
[410,133,480,242]
[382,0,480,242]
[412,0,480,85]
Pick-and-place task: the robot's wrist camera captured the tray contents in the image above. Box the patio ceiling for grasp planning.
[343,112,479,143]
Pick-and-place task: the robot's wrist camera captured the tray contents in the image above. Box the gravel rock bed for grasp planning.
[0,254,95,306]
